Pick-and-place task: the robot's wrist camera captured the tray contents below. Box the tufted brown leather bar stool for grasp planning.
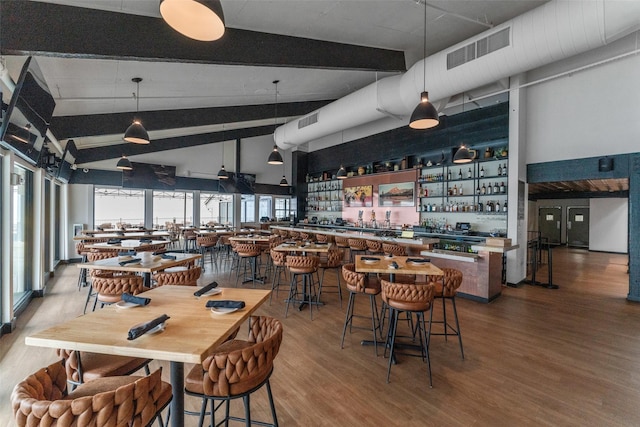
[269,249,288,304]
[11,362,172,427]
[235,243,264,287]
[365,239,384,255]
[83,250,119,314]
[76,242,90,290]
[318,248,344,307]
[184,316,283,427]
[341,263,382,355]
[197,235,219,272]
[91,274,146,311]
[152,266,202,287]
[422,267,465,359]
[315,233,330,243]
[333,235,350,261]
[382,242,407,256]
[381,279,436,386]
[285,255,320,319]
[348,238,368,262]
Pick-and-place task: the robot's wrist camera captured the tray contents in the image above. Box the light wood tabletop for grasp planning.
[355,255,443,280]
[83,240,168,251]
[229,235,271,243]
[76,252,201,274]
[73,231,171,241]
[272,242,335,253]
[26,285,271,427]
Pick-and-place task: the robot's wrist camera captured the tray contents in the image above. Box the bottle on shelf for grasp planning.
[495,201,501,212]
[487,183,492,195]
[502,163,507,176]
[476,184,480,195]
[480,166,485,177]
[453,184,458,195]
[503,201,508,212]
[481,183,486,195]
[493,182,499,193]
[467,167,472,179]
[458,169,462,179]
[447,169,452,180]
[459,185,463,195]
[500,181,506,193]
[498,164,502,176]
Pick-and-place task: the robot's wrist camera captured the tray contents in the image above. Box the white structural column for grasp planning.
[1,153,14,329]
[33,168,45,292]
[506,73,528,284]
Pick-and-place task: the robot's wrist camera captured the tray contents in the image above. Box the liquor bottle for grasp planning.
[500,182,505,193]
[476,184,480,195]
[503,163,507,176]
[458,169,462,179]
[486,202,492,212]
[493,182,499,193]
[481,183,486,195]
[503,201,508,212]
[495,201,501,212]
[453,184,457,195]
[467,167,472,179]
[498,164,502,176]
[478,202,483,212]
[459,185,463,195]
[487,183,492,195]
[447,169,452,180]
[480,166,485,177]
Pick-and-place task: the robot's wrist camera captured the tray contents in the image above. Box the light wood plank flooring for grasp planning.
[1,247,638,426]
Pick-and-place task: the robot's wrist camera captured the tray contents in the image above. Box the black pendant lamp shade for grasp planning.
[409,1,439,130]
[268,145,284,165]
[453,145,474,164]
[279,175,289,186]
[337,165,347,179]
[160,0,225,41]
[116,155,133,170]
[123,78,150,144]
[217,165,228,179]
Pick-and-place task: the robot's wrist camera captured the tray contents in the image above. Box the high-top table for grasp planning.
[355,254,443,282]
[25,285,271,427]
[83,240,168,251]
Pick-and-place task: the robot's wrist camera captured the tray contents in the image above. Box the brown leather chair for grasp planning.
[11,362,172,427]
[183,229,197,252]
[235,243,263,287]
[422,267,465,359]
[269,249,288,304]
[83,250,120,314]
[365,239,384,255]
[348,238,368,262]
[285,255,320,319]
[341,263,382,355]
[91,274,146,311]
[184,316,283,427]
[56,349,152,391]
[334,235,350,260]
[152,266,202,287]
[76,242,90,290]
[382,242,407,256]
[197,234,219,271]
[381,279,436,385]
[318,248,344,307]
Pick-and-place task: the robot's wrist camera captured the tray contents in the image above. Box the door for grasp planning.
[538,206,561,245]
[567,206,589,248]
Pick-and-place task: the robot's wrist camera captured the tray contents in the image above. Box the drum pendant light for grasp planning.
[160,0,225,42]
[453,93,473,164]
[116,155,133,170]
[123,78,150,144]
[409,1,439,130]
[279,161,289,187]
[267,80,284,165]
[217,129,228,179]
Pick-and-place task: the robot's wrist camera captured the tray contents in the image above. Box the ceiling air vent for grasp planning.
[447,27,510,70]
[298,112,318,129]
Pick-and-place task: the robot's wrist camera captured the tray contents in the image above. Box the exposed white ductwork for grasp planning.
[274,0,640,149]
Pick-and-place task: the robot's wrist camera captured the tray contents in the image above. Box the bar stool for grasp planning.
[285,255,320,319]
[315,233,330,243]
[381,279,436,385]
[341,263,382,355]
[91,274,146,311]
[75,242,90,290]
[300,231,314,241]
[152,266,202,287]
[183,229,197,252]
[269,249,289,304]
[366,239,384,255]
[382,242,407,256]
[83,250,118,314]
[197,234,219,271]
[423,267,465,359]
[318,248,344,307]
[334,235,350,261]
[348,238,368,262]
[235,243,263,287]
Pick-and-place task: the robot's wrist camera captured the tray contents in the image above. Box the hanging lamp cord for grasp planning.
[422,0,427,92]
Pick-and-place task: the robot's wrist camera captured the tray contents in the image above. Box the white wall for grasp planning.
[590,198,628,253]
[67,184,93,259]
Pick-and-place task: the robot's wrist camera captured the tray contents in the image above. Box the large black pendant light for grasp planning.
[279,158,289,187]
[160,0,225,42]
[267,80,284,165]
[409,1,439,130]
[453,93,474,163]
[116,155,133,170]
[123,77,150,144]
[336,132,347,178]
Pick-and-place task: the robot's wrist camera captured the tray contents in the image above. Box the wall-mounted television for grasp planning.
[56,139,77,184]
[122,162,176,190]
[219,172,256,194]
[0,57,56,165]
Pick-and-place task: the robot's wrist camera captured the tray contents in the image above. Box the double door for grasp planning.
[538,206,589,247]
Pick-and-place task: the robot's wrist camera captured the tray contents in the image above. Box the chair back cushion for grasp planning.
[381,280,435,312]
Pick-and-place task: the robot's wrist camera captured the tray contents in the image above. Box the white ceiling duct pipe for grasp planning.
[274,0,640,148]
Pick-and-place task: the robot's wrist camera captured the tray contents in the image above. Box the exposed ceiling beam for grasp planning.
[76,125,276,164]
[0,1,406,72]
[50,100,334,139]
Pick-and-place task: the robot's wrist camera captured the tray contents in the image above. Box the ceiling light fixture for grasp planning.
[409,1,439,130]
[123,77,150,144]
[160,0,225,42]
[217,126,228,179]
[279,159,289,187]
[267,80,284,165]
[453,93,474,164]
[116,155,133,170]
[336,132,347,179]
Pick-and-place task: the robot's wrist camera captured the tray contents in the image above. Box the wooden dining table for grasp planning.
[355,254,444,282]
[25,285,271,427]
[77,252,201,287]
[74,231,171,241]
[83,240,168,251]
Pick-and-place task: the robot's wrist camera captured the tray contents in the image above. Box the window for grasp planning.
[241,195,255,222]
[259,195,272,220]
[275,197,293,221]
[200,192,233,225]
[94,188,145,228]
[13,166,33,308]
[153,190,194,228]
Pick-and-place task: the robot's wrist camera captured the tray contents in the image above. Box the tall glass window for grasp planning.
[258,196,272,221]
[241,195,255,223]
[153,191,194,228]
[13,166,33,308]
[200,193,233,225]
[275,197,293,220]
[94,188,145,228]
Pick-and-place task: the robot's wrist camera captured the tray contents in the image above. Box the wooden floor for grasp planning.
[1,247,638,426]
